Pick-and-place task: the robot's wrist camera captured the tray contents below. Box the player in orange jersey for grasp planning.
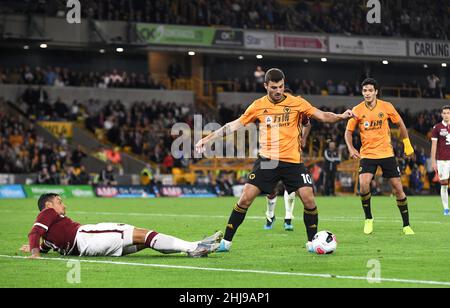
[195,68,354,253]
[345,78,415,236]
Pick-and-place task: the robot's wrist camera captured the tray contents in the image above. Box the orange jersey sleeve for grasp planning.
[346,118,358,132]
[297,97,318,118]
[239,102,259,126]
[385,103,401,125]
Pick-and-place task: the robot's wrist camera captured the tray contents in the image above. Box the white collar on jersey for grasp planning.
[443,121,449,127]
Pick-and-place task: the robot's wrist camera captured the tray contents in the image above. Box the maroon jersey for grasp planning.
[432,122,450,161]
[28,208,81,256]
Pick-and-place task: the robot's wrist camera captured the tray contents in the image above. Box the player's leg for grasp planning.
[121,245,146,256]
[219,157,280,252]
[284,190,295,231]
[382,157,414,234]
[359,159,377,234]
[297,186,318,252]
[281,163,315,250]
[440,180,449,216]
[388,178,414,234]
[265,191,278,230]
[265,181,284,229]
[219,183,261,252]
[437,161,450,215]
[131,228,222,257]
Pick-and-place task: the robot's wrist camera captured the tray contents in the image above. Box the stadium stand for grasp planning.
[2,0,448,39]
[0,65,446,99]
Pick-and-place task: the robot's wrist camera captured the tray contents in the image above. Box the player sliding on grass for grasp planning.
[20,193,222,259]
[196,68,354,253]
[345,78,415,235]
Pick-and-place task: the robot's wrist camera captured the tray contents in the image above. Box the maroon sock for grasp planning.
[144,231,159,248]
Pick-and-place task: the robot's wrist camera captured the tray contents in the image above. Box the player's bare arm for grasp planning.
[301,125,312,149]
[311,109,354,124]
[195,118,244,154]
[345,130,361,159]
[431,139,438,171]
[29,248,41,259]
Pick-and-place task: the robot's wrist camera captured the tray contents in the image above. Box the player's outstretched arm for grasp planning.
[195,118,244,154]
[311,109,354,124]
[345,130,361,160]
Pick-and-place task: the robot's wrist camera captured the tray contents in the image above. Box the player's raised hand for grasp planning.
[341,110,355,120]
[195,139,207,154]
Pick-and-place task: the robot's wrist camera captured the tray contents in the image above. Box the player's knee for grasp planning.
[359,183,371,194]
[392,184,405,198]
[238,196,253,208]
[299,192,315,209]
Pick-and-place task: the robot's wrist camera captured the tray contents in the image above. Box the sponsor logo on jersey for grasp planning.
[362,120,383,131]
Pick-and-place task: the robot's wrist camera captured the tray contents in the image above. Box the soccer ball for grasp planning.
[312,231,337,255]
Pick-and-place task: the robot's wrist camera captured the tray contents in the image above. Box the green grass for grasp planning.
[0,196,449,288]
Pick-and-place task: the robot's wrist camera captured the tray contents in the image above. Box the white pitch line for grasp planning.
[0,254,449,287]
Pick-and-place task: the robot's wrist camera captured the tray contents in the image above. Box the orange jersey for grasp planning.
[346,99,402,159]
[239,94,317,164]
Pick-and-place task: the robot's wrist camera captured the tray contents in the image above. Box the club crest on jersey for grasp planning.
[284,107,291,113]
[378,113,384,119]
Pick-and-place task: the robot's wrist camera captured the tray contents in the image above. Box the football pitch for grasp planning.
[0,196,449,288]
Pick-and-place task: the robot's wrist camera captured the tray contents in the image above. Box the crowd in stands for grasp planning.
[84,99,196,173]
[223,66,448,98]
[2,0,448,40]
[0,100,92,185]
[0,66,166,90]
[1,65,447,99]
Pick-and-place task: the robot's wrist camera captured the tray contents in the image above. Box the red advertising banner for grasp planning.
[275,34,327,52]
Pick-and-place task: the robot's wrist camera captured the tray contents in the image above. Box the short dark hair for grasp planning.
[38,193,59,212]
[442,106,450,112]
[361,78,379,91]
[265,68,285,84]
